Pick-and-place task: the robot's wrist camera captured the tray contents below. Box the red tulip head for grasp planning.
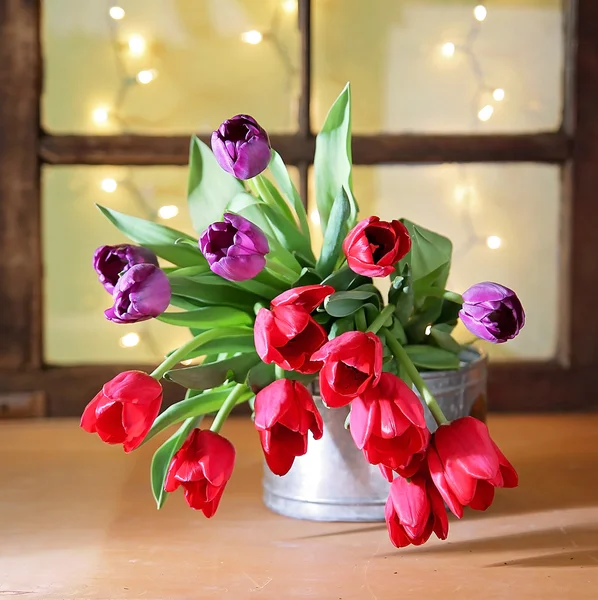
[80,370,162,452]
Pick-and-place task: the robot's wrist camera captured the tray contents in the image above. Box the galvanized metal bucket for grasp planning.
[262,347,487,522]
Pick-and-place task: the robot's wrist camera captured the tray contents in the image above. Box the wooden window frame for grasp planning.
[0,0,595,416]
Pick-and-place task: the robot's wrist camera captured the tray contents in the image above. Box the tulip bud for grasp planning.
[459,282,525,343]
[211,114,271,180]
[93,244,159,294]
[105,263,171,324]
[199,213,269,282]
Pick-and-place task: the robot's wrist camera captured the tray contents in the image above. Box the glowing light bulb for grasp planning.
[181,359,193,366]
[100,178,118,193]
[136,69,157,84]
[454,185,471,203]
[487,235,502,250]
[478,105,494,121]
[474,5,487,21]
[425,325,432,336]
[309,209,321,225]
[241,30,263,45]
[92,107,109,125]
[158,205,179,219]
[109,6,125,20]
[493,88,505,101]
[441,42,455,58]
[281,0,297,13]
[119,333,140,348]
[128,34,146,56]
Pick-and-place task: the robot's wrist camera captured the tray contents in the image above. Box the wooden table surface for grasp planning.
[0,414,597,599]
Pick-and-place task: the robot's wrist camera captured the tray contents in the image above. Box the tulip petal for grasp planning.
[427,446,464,518]
[349,396,378,449]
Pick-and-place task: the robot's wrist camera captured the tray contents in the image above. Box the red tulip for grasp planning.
[385,472,449,548]
[350,372,429,478]
[80,370,162,452]
[254,379,324,476]
[164,429,235,517]
[427,416,518,518]
[342,216,411,278]
[311,331,383,408]
[254,284,334,374]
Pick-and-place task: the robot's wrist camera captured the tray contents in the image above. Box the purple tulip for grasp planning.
[459,282,525,343]
[211,114,271,180]
[105,264,171,324]
[93,244,158,294]
[200,213,269,282]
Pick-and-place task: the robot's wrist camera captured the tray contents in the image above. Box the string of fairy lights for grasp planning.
[441,4,505,255]
[96,1,504,354]
[97,1,298,355]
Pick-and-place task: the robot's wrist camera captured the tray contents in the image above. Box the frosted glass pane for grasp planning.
[309,164,560,360]
[43,0,299,133]
[43,165,299,364]
[314,0,563,133]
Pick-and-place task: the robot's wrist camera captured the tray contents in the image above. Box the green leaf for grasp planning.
[404,345,460,370]
[322,265,370,292]
[436,298,462,328]
[294,267,323,287]
[246,362,276,394]
[269,151,312,241]
[390,265,415,325]
[430,323,462,354]
[316,187,351,278]
[324,289,380,318]
[314,83,358,234]
[187,136,244,235]
[145,386,252,444]
[168,276,262,310]
[329,315,355,338]
[96,205,204,267]
[262,204,314,264]
[165,353,261,390]
[405,297,444,343]
[167,332,256,359]
[150,417,197,509]
[157,307,252,328]
[399,220,453,289]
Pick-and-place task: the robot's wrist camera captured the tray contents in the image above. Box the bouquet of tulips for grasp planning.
[81,85,525,547]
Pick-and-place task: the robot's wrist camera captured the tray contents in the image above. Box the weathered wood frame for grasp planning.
[1,0,596,416]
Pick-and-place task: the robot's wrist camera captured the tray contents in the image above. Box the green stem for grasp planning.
[150,328,244,381]
[355,308,367,332]
[381,327,448,426]
[210,383,247,433]
[366,304,395,335]
[275,365,286,380]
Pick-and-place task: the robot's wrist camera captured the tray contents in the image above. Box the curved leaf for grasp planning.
[165,353,261,390]
[157,307,253,328]
[324,289,381,318]
[96,205,204,267]
[187,136,244,235]
[316,187,350,278]
[404,345,460,370]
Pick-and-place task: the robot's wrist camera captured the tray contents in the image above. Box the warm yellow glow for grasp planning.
[454,184,472,203]
[281,0,297,13]
[100,178,118,193]
[241,30,263,45]
[493,88,505,101]
[425,325,432,336]
[309,209,321,225]
[441,42,455,58]
[478,105,494,121]
[136,69,156,84]
[158,205,179,219]
[128,34,146,56]
[92,107,109,124]
[119,333,140,348]
[474,5,487,21]
[486,235,502,250]
[109,6,125,20]
[181,359,193,366]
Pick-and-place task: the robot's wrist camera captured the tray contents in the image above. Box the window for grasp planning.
[1,0,594,415]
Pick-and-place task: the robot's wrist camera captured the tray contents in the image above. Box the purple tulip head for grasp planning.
[105,264,171,324]
[459,282,525,343]
[93,244,158,294]
[199,213,269,282]
[211,114,271,180]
